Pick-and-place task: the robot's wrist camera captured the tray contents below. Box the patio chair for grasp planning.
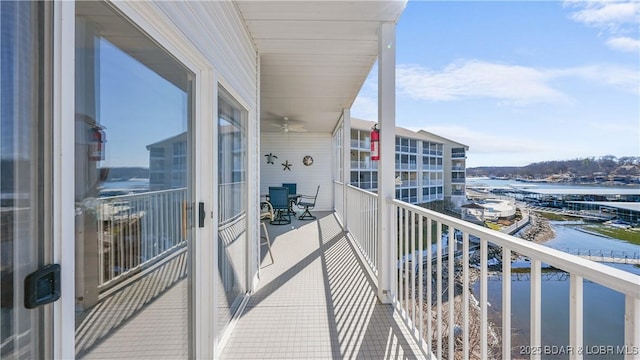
[259,201,275,264]
[296,185,320,220]
[282,183,297,196]
[268,186,291,225]
[282,183,297,214]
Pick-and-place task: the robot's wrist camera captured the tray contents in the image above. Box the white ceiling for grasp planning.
[235,1,407,133]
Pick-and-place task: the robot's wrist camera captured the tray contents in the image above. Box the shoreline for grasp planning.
[515,212,555,244]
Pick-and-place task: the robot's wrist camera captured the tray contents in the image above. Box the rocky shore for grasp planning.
[517,212,555,244]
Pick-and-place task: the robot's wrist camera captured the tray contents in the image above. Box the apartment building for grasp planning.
[350,118,469,209]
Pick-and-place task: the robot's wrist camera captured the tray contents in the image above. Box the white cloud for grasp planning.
[397,61,569,104]
[564,0,640,53]
[351,95,378,120]
[396,60,639,104]
[606,36,640,52]
[567,1,639,28]
[549,63,640,93]
[408,125,549,155]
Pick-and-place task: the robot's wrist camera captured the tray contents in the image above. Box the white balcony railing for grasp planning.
[335,181,345,222]
[350,139,370,149]
[340,185,640,359]
[389,199,639,360]
[350,160,377,169]
[396,163,418,170]
[422,180,444,187]
[96,188,187,288]
[346,185,379,274]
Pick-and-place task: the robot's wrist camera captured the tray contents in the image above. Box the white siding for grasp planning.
[261,133,333,212]
[154,1,258,107]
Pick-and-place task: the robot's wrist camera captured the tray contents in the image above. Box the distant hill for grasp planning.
[468,156,640,183]
[101,167,149,181]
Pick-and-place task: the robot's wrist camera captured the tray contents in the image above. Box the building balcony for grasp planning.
[350,160,378,170]
[422,165,443,171]
[75,184,639,360]
[350,139,370,150]
[423,150,443,157]
[396,163,418,171]
[422,180,444,186]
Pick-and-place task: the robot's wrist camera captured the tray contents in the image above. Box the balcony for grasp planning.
[350,160,378,170]
[396,163,418,171]
[350,139,370,150]
[73,182,640,360]
[422,180,444,187]
[220,211,424,359]
[340,184,638,359]
[226,184,639,359]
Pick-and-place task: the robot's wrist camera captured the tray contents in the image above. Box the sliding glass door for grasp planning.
[1,1,51,357]
[74,2,194,358]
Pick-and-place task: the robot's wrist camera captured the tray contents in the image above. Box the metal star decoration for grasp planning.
[265,153,278,164]
[282,160,292,171]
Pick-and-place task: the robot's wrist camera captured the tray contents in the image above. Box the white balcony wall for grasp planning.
[261,133,334,212]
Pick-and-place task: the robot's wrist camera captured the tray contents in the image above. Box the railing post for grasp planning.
[531,259,542,360]
[502,248,512,360]
[570,274,583,360]
[625,295,640,360]
[376,21,396,304]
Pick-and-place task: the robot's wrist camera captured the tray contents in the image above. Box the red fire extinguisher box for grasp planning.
[370,124,379,161]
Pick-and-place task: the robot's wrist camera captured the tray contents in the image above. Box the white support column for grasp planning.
[249,54,261,292]
[377,21,396,304]
[342,109,351,231]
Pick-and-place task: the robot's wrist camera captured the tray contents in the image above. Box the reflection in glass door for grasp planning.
[217,90,248,341]
[1,1,51,357]
[74,2,194,358]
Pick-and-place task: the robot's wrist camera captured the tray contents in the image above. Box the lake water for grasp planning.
[467,177,639,192]
[475,222,640,359]
[466,178,640,359]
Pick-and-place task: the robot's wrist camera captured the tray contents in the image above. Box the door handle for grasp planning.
[24,264,61,309]
[198,202,205,228]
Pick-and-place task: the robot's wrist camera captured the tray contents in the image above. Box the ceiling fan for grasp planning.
[270,117,308,133]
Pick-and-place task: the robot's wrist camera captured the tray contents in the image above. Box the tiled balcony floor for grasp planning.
[76,249,188,359]
[220,212,425,359]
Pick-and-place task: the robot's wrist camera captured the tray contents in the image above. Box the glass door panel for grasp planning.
[74,2,194,358]
[216,90,248,341]
[1,1,50,357]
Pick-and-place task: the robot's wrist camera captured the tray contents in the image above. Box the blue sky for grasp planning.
[99,38,187,168]
[352,0,640,167]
